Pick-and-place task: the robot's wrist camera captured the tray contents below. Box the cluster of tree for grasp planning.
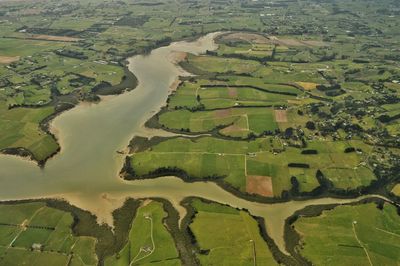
[316,83,345,96]
[172,104,205,112]
[115,15,149,27]
[69,75,95,88]
[378,113,400,123]
[344,147,362,153]
[24,27,81,37]
[288,163,310,168]
[301,149,318,154]
[55,49,88,60]
[0,78,11,88]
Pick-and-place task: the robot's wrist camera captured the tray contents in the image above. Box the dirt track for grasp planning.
[0,56,20,64]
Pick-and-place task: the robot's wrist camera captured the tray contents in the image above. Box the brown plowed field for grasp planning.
[246,175,274,197]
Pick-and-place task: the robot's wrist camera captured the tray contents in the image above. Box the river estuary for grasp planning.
[0,32,382,254]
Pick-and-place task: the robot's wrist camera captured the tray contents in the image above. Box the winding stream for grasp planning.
[0,32,384,254]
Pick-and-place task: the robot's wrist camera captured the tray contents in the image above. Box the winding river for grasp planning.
[0,32,384,254]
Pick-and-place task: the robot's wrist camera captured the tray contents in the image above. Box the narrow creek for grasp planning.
[0,32,384,254]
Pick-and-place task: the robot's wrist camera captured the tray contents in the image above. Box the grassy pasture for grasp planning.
[386,121,400,136]
[186,54,261,74]
[382,103,400,117]
[15,85,52,106]
[50,17,100,31]
[288,167,320,192]
[132,151,246,190]
[253,63,326,84]
[130,137,375,195]
[131,137,259,190]
[189,199,277,265]
[168,81,200,109]
[0,202,97,266]
[323,167,375,190]
[0,103,58,161]
[104,200,180,266]
[158,108,278,136]
[0,38,68,57]
[198,86,296,109]
[167,78,299,110]
[247,140,375,195]
[219,75,303,94]
[294,203,400,265]
[159,109,238,132]
[275,108,309,129]
[392,184,400,196]
[246,152,293,196]
[0,202,45,224]
[217,43,274,59]
[0,249,69,266]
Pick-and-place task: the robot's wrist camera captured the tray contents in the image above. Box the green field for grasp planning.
[391,184,400,196]
[186,54,262,75]
[198,86,296,109]
[0,202,97,266]
[168,78,301,110]
[0,38,68,57]
[159,107,278,137]
[0,104,58,161]
[217,42,274,59]
[189,199,277,265]
[131,137,248,190]
[130,136,376,195]
[293,203,400,265]
[105,200,180,266]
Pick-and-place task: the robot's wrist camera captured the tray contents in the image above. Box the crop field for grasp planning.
[189,198,277,265]
[105,200,180,266]
[0,202,97,266]
[0,104,58,161]
[293,203,400,265]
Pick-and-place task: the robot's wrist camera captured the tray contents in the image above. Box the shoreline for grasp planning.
[0,31,224,165]
[0,63,137,166]
[0,186,394,259]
